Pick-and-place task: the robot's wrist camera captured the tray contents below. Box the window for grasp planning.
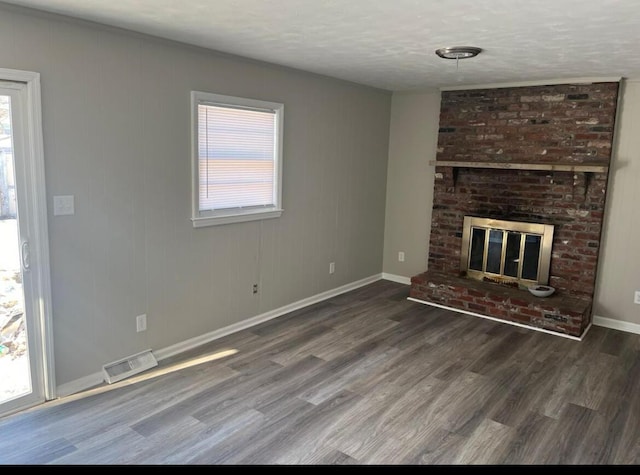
[191,91,284,227]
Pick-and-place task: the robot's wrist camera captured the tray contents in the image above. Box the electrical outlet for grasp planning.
[634,291,640,305]
[253,283,258,294]
[329,262,335,274]
[398,251,405,262]
[136,314,147,333]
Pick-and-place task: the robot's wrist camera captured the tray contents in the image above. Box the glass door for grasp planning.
[0,78,53,418]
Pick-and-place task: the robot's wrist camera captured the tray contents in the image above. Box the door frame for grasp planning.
[0,67,55,415]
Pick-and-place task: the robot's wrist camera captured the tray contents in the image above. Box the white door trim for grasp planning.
[0,67,55,403]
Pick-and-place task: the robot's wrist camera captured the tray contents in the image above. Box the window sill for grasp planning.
[192,208,283,228]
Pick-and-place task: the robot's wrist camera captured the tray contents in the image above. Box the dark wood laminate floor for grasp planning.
[1,280,639,465]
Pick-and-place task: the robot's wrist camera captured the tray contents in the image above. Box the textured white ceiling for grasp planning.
[3,0,640,91]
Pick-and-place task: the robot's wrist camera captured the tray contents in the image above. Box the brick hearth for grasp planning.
[410,271,591,336]
[410,82,619,337]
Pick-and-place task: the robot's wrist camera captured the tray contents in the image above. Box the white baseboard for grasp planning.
[57,373,105,398]
[407,297,588,341]
[593,315,640,335]
[154,273,382,361]
[56,273,383,398]
[381,273,411,285]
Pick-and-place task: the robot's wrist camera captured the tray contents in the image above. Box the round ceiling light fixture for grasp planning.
[435,46,482,60]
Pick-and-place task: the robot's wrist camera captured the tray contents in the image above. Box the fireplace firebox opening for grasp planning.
[460,216,554,289]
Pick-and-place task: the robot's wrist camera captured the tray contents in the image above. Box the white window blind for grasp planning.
[191,91,283,227]
[198,103,276,211]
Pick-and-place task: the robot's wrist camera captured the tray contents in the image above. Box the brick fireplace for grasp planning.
[409,81,620,338]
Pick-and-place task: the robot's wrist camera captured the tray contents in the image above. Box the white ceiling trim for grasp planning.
[440,77,623,91]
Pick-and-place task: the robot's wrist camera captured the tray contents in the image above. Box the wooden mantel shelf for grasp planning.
[429,160,608,173]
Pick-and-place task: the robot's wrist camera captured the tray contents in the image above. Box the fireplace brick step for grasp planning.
[409,270,591,337]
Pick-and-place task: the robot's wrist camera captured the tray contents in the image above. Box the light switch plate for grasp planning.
[53,195,75,216]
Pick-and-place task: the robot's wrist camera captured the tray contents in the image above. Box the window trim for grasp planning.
[190,91,284,228]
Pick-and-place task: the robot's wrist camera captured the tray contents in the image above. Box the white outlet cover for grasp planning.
[136,314,147,332]
[53,195,75,216]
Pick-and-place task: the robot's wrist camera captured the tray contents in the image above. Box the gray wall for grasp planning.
[383,91,440,279]
[0,5,391,386]
[383,83,640,330]
[594,80,640,327]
